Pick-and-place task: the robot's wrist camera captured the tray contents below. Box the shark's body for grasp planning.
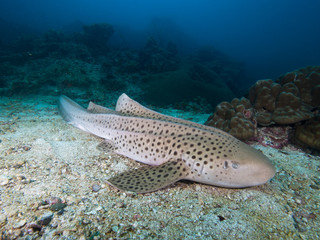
[58,94,275,193]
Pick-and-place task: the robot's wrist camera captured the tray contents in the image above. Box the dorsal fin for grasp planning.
[115,93,159,117]
[115,93,230,137]
[87,101,117,114]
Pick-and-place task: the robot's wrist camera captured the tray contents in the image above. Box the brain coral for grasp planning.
[205,97,256,140]
[205,66,320,144]
[249,79,313,125]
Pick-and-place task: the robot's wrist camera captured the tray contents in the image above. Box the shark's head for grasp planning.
[205,141,275,188]
[231,142,275,187]
[187,138,276,188]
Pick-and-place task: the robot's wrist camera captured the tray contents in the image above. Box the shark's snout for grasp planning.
[237,143,275,187]
[247,155,275,186]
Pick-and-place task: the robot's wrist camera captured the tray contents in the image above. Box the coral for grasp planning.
[295,118,320,150]
[194,46,246,96]
[205,98,255,140]
[138,37,180,73]
[249,79,313,125]
[191,63,222,84]
[1,58,102,95]
[253,126,290,149]
[278,66,320,107]
[205,66,320,147]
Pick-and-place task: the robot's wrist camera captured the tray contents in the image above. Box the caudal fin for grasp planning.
[58,95,89,132]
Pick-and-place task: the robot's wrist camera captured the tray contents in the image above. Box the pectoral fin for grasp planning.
[107,160,189,193]
[96,140,117,152]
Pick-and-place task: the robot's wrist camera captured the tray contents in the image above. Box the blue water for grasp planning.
[0,0,320,109]
[1,0,319,81]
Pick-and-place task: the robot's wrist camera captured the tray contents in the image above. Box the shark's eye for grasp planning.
[232,162,239,169]
[223,161,228,169]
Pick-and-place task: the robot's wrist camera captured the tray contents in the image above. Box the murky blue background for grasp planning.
[1,0,319,83]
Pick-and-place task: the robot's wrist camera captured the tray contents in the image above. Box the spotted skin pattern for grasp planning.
[108,160,188,193]
[58,94,275,193]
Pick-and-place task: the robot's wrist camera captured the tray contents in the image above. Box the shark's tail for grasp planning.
[58,95,90,132]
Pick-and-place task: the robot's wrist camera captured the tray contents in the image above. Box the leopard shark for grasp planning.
[58,94,275,193]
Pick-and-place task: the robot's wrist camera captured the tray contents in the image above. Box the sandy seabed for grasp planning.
[0,95,319,239]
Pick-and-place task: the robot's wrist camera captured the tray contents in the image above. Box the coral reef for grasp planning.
[251,126,291,149]
[0,58,102,96]
[206,97,255,139]
[295,118,320,150]
[138,37,180,73]
[249,79,313,125]
[137,41,243,108]
[206,66,320,149]
[0,22,244,110]
[193,46,246,96]
[139,64,235,108]
[277,66,320,107]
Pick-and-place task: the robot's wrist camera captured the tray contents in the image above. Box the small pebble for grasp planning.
[38,212,54,225]
[63,230,71,237]
[13,219,26,229]
[0,215,7,227]
[16,175,26,181]
[310,184,319,190]
[195,185,202,191]
[50,203,67,212]
[79,235,87,240]
[43,197,62,205]
[66,196,76,204]
[29,222,42,231]
[115,201,126,208]
[57,209,65,215]
[92,184,101,192]
[0,175,10,186]
[111,224,119,232]
[51,221,59,228]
